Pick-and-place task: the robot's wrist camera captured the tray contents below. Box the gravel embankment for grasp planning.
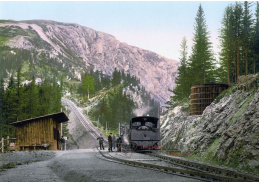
[0,151,56,170]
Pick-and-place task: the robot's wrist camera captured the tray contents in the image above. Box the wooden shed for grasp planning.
[10,112,68,151]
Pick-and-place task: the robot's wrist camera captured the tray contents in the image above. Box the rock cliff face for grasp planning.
[0,20,178,104]
[161,74,259,174]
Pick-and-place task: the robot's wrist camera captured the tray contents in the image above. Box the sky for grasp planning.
[0,1,254,61]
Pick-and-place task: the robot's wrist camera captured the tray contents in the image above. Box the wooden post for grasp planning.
[7,136,9,152]
[1,137,4,153]
[7,136,9,146]
[106,121,107,135]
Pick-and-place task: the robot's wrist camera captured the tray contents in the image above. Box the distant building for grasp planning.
[10,112,68,151]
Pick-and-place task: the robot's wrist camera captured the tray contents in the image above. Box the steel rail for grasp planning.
[97,149,248,182]
[62,98,97,134]
[96,149,210,182]
[61,98,107,142]
[149,152,259,182]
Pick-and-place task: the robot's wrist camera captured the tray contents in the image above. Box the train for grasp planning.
[120,116,160,151]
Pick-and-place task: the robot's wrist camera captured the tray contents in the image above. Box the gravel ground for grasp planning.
[0,150,56,167]
[49,149,199,182]
[0,149,200,182]
[0,151,63,182]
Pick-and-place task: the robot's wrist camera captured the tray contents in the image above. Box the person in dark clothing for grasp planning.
[116,134,120,148]
[97,134,104,150]
[60,136,65,151]
[108,133,113,152]
[116,135,122,152]
[112,134,116,150]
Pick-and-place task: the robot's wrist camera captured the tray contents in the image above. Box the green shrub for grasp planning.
[214,85,237,104]
[1,162,16,170]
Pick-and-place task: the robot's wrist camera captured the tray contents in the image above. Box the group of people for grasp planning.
[97,133,122,152]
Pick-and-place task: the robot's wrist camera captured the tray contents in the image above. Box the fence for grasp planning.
[0,136,16,153]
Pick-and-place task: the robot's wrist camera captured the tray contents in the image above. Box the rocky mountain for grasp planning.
[161,74,259,174]
[0,20,178,104]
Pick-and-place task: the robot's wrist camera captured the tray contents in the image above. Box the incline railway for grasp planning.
[61,98,106,142]
[62,97,259,182]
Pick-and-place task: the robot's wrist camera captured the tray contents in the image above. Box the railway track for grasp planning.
[149,152,259,182]
[95,148,210,182]
[61,98,107,142]
[97,149,259,182]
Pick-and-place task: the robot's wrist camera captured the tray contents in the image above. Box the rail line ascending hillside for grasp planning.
[61,98,107,142]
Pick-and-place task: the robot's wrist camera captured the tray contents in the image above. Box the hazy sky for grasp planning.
[0,1,249,61]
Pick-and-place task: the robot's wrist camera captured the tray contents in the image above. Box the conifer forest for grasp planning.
[170,2,259,104]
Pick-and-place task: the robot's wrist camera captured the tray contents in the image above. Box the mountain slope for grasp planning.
[161,74,259,174]
[0,20,178,104]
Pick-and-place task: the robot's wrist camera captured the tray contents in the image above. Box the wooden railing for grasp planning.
[0,136,16,153]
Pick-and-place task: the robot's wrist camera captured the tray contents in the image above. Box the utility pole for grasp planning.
[119,123,121,136]
[106,121,107,135]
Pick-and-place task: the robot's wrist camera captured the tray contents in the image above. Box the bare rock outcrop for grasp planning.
[161,74,259,174]
[0,20,178,104]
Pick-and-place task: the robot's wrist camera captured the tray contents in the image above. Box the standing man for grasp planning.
[108,133,113,152]
[112,134,116,150]
[117,135,122,152]
[60,136,65,151]
[97,134,104,150]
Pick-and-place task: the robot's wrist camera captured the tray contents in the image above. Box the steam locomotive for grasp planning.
[120,116,160,150]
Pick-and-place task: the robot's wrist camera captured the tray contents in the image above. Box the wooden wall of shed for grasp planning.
[14,118,62,151]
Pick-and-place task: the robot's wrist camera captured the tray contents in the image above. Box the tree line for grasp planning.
[170,2,259,104]
[219,1,259,84]
[78,68,140,98]
[82,68,159,130]
[0,70,62,138]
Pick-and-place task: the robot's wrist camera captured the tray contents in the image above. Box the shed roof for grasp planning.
[10,112,69,126]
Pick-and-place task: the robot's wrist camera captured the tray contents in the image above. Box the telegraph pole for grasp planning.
[119,123,120,136]
[106,121,107,135]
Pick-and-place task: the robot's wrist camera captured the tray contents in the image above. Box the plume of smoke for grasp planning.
[133,106,152,116]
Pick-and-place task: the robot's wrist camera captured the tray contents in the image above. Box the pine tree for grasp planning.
[241,1,253,75]
[219,5,233,85]
[16,68,26,121]
[233,2,243,82]
[172,37,190,102]
[188,4,215,85]
[253,2,259,74]
[81,75,95,98]
[25,76,39,118]
[3,75,18,137]
[112,68,121,86]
